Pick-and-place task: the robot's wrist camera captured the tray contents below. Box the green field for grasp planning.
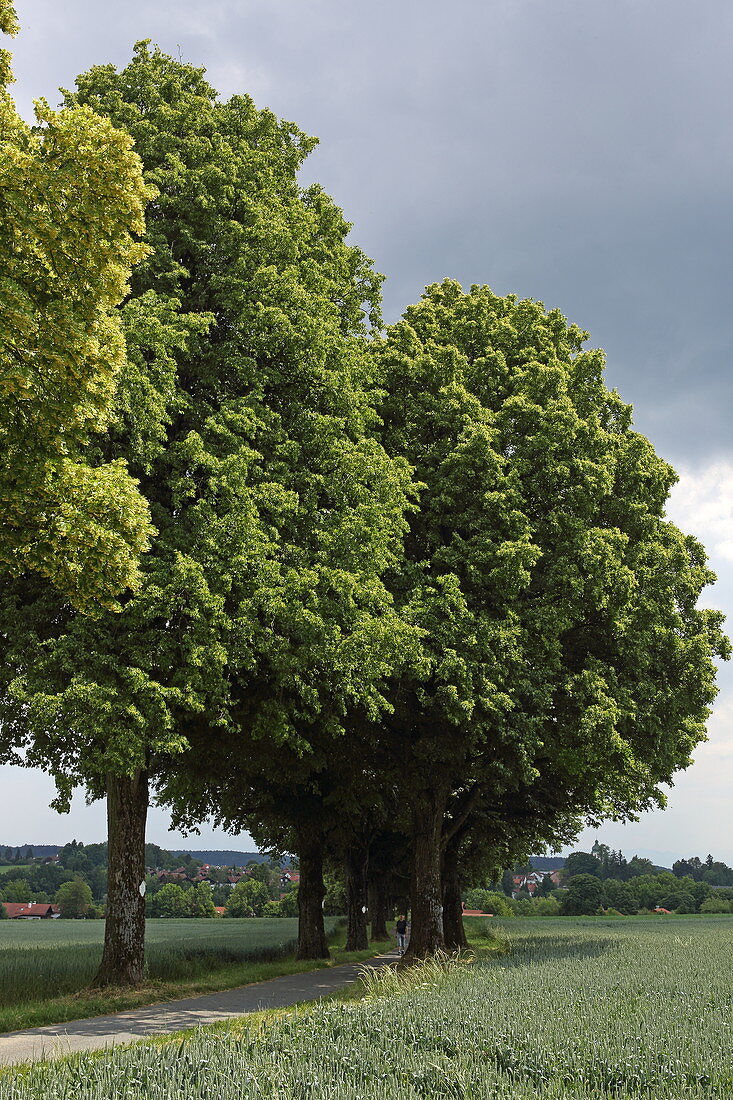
[0,917,341,1033]
[3,916,732,1097]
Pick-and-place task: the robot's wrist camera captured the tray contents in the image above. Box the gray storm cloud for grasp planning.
[10,0,733,463]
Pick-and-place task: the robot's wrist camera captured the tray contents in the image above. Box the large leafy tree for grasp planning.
[0,46,412,983]
[375,280,728,957]
[0,2,153,611]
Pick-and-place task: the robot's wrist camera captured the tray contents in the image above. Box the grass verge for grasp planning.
[0,923,393,1035]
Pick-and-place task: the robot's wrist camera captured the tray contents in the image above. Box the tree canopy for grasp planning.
[0,2,154,611]
[0,44,415,982]
[373,280,728,954]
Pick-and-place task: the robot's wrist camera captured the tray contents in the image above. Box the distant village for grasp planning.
[3,840,733,920]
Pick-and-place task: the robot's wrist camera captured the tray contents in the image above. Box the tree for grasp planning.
[0,902,7,918]
[187,882,216,918]
[626,856,655,878]
[0,44,412,984]
[55,878,93,918]
[149,883,189,918]
[373,280,728,956]
[0,878,30,902]
[227,879,270,918]
[565,852,602,879]
[560,875,603,915]
[601,878,636,914]
[280,889,299,917]
[0,3,153,611]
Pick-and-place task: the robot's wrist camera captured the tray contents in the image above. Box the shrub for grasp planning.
[533,896,560,916]
[464,889,513,917]
[700,897,731,914]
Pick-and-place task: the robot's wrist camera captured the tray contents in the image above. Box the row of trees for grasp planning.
[560,845,733,886]
[0,4,728,984]
[560,872,733,916]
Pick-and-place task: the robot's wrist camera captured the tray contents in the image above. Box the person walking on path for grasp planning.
[395,915,408,955]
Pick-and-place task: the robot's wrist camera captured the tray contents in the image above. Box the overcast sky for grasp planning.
[2,0,732,864]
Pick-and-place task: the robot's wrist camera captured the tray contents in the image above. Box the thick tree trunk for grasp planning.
[369,875,389,941]
[345,842,369,951]
[405,791,446,959]
[296,832,329,960]
[442,838,468,951]
[92,770,148,988]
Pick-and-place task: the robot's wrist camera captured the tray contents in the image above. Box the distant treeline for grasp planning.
[0,844,271,867]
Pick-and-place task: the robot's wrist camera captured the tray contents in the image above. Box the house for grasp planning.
[511,870,562,897]
[1,902,60,919]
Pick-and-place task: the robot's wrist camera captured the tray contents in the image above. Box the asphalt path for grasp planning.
[0,949,399,1067]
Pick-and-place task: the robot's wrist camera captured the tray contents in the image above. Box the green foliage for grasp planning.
[279,888,299,917]
[601,878,637,915]
[227,878,271,918]
[0,3,153,611]
[0,44,416,885]
[149,884,190,918]
[323,872,347,916]
[54,878,93,918]
[700,897,732,914]
[0,901,7,918]
[187,882,216,919]
[673,854,733,887]
[0,877,30,902]
[463,889,513,917]
[532,896,561,916]
[560,874,603,915]
[374,279,728,941]
[564,852,601,878]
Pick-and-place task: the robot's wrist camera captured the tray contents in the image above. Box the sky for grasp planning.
[1,0,732,865]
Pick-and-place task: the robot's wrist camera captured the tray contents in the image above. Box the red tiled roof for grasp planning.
[1,902,60,918]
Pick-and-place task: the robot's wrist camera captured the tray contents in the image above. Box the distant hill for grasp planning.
[0,845,61,858]
[529,856,566,871]
[0,844,271,867]
[171,850,271,867]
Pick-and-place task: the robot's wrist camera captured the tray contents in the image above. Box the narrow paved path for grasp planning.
[0,950,398,1067]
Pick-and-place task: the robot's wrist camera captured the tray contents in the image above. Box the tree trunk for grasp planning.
[405,791,446,959]
[92,769,148,988]
[442,837,468,951]
[296,831,329,960]
[345,841,369,951]
[369,875,389,941]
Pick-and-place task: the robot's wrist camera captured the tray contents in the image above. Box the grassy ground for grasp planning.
[3,916,733,1097]
[0,916,391,1033]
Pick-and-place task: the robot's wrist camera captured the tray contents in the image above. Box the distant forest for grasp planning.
[0,845,269,867]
